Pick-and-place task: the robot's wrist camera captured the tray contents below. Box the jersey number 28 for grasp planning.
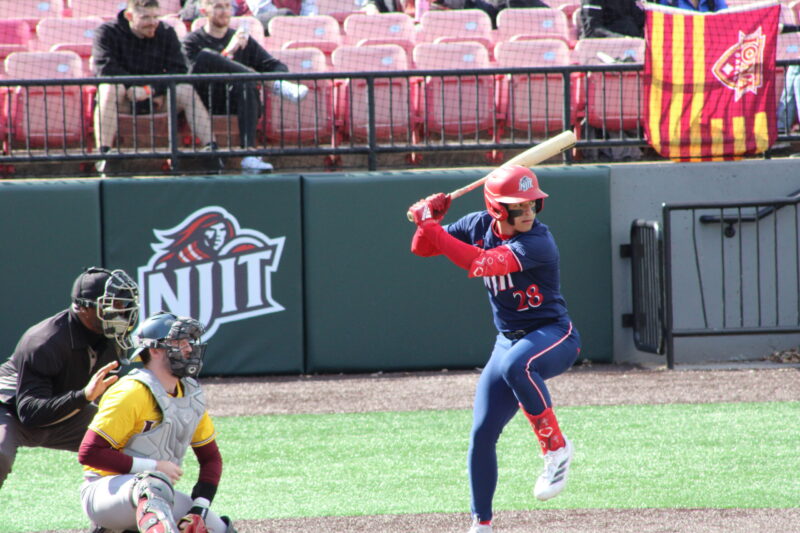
[513,283,543,311]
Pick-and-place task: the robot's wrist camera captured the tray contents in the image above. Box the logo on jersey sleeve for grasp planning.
[137,206,285,340]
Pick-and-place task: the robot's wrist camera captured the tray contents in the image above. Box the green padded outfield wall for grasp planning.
[101,176,304,375]
[0,180,102,362]
[302,166,611,373]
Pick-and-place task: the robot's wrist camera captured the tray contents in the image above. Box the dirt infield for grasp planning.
[196,363,799,533]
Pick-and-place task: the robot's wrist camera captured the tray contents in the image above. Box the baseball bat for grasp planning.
[406,130,577,222]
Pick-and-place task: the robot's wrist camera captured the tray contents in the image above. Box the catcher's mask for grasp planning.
[72,267,140,350]
[484,165,548,222]
[127,312,207,379]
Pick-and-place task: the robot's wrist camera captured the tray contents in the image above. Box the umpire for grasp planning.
[0,267,140,489]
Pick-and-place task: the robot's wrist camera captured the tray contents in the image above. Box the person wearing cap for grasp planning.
[78,312,236,533]
[0,267,139,489]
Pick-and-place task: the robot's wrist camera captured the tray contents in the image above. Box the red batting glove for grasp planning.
[408,199,436,226]
[178,513,208,533]
[424,193,451,220]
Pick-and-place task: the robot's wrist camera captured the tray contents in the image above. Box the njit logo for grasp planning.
[712,26,766,102]
[518,176,533,192]
[137,206,285,340]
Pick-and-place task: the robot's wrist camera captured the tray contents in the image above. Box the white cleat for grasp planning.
[241,155,274,172]
[467,518,493,533]
[534,437,573,501]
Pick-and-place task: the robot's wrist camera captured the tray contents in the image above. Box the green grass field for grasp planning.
[3,402,799,532]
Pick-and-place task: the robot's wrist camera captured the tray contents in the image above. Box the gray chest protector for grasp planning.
[122,368,206,466]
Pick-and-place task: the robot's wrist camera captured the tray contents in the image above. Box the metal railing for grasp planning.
[1,60,798,174]
[662,195,800,368]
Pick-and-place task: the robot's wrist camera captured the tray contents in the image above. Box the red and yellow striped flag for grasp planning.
[644,2,779,161]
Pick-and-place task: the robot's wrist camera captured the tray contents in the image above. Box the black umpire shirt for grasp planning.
[0,309,120,427]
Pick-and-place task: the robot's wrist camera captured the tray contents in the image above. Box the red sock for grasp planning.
[521,405,565,453]
[479,520,492,526]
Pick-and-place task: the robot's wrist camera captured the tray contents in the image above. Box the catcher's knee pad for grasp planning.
[131,471,179,533]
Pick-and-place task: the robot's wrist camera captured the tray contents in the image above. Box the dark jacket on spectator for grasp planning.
[580,0,644,38]
[92,10,187,95]
[182,27,287,74]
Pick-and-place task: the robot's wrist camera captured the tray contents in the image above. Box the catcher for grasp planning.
[78,312,236,533]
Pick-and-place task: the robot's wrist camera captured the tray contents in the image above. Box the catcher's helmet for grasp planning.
[484,165,548,221]
[72,267,140,350]
[128,312,207,379]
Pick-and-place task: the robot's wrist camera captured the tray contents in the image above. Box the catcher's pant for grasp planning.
[468,319,580,522]
[0,403,97,489]
[80,474,229,532]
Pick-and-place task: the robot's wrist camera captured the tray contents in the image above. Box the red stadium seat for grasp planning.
[495,8,572,48]
[266,47,335,146]
[343,13,416,60]
[572,37,645,132]
[495,38,571,138]
[413,41,498,140]
[3,51,89,149]
[316,0,366,24]
[6,0,64,32]
[160,14,188,40]
[68,0,127,19]
[331,43,415,143]
[266,15,342,65]
[35,17,103,74]
[0,20,32,63]
[416,10,494,57]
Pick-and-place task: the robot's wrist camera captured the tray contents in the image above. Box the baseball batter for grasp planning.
[408,165,581,533]
[78,312,236,533]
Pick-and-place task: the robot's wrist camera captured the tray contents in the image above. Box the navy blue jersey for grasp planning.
[446,211,569,333]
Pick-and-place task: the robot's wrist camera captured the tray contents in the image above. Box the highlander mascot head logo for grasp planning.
[138,206,285,340]
[712,26,766,102]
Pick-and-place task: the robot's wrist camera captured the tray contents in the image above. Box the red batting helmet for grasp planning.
[484,165,549,221]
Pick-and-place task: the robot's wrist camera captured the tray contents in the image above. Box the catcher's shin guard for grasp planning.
[131,471,180,533]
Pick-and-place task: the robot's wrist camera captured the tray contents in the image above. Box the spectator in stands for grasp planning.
[577,0,645,162]
[580,0,644,38]
[244,0,318,35]
[360,0,414,15]
[180,0,248,22]
[654,0,727,12]
[92,0,219,175]
[183,0,309,171]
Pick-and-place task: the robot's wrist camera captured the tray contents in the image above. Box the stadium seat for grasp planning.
[572,37,645,132]
[0,20,32,63]
[190,16,265,46]
[416,10,494,56]
[35,17,103,73]
[343,13,416,60]
[68,0,126,19]
[331,44,415,144]
[316,0,366,24]
[3,51,89,149]
[266,47,335,146]
[495,8,572,48]
[413,41,498,140]
[7,0,64,32]
[495,39,571,138]
[266,15,342,64]
[160,14,188,40]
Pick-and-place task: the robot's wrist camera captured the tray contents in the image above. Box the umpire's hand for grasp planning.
[83,361,120,403]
